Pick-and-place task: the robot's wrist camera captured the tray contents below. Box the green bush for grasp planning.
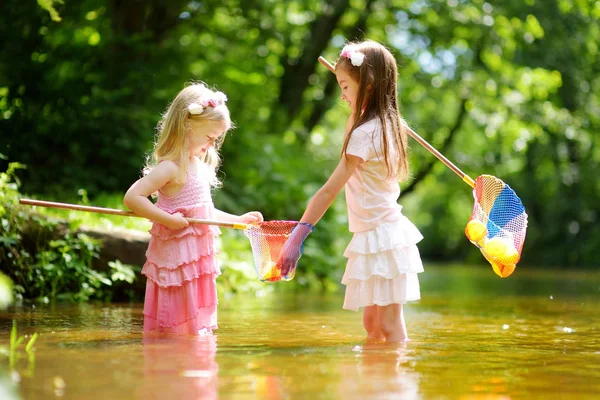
[0,159,136,303]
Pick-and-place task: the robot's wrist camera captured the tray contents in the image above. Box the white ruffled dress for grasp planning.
[341,120,424,311]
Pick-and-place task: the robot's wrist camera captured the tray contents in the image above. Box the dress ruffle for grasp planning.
[143,274,218,334]
[145,234,218,269]
[344,216,423,256]
[342,216,424,311]
[149,223,221,240]
[149,204,221,240]
[342,245,423,282]
[142,257,221,288]
[343,274,421,311]
[149,223,221,241]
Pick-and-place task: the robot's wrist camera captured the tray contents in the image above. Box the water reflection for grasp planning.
[1,266,599,399]
[338,342,420,399]
[139,334,218,400]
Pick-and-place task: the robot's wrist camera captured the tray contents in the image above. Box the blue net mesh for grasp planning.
[465,175,528,277]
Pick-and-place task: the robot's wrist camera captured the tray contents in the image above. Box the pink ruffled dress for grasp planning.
[142,161,221,335]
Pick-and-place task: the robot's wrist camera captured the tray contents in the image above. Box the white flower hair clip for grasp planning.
[188,103,205,115]
[188,91,228,115]
[340,46,365,67]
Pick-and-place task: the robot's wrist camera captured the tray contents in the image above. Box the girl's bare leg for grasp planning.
[363,305,385,342]
[379,304,409,342]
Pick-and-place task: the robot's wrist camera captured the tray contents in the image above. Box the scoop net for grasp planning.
[244,220,299,282]
[464,175,528,278]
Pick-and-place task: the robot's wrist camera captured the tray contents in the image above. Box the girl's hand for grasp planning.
[238,211,264,225]
[276,222,315,275]
[165,212,189,230]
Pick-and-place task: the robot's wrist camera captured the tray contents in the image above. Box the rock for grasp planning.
[81,226,149,270]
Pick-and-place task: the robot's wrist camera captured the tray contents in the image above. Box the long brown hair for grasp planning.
[336,41,409,181]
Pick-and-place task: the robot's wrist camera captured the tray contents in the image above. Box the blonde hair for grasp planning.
[336,41,409,181]
[146,82,232,187]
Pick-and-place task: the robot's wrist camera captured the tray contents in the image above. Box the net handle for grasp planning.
[318,56,475,188]
[19,198,249,230]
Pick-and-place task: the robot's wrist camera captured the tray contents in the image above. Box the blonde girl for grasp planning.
[124,83,263,335]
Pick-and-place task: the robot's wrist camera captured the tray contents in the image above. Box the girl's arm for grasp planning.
[123,161,189,229]
[276,154,362,274]
[299,154,362,226]
[213,209,264,225]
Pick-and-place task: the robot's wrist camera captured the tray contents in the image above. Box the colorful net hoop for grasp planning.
[244,220,299,282]
[465,175,528,278]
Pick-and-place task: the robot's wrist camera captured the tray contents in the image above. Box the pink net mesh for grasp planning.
[244,221,299,282]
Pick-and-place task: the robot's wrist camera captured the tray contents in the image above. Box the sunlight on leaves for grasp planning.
[37,0,63,22]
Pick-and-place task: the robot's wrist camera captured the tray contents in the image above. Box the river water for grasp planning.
[1,265,599,399]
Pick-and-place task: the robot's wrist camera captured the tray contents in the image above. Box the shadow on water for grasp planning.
[0,264,599,399]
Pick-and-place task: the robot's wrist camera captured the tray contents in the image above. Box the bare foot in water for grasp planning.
[386,335,410,343]
[366,335,386,344]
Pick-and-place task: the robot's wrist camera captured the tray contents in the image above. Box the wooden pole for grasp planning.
[19,198,249,230]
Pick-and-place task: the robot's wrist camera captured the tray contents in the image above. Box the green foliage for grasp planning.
[0,160,35,274]
[1,0,599,275]
[37,191,153,231]
[0,320,39,388]
[108,260,137,284]
[216,230,270,296]
[30,233,107,302]
[0,161,137,302]
[0,273,13,310]
[37,0,63,22]
[10,320,37,357]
